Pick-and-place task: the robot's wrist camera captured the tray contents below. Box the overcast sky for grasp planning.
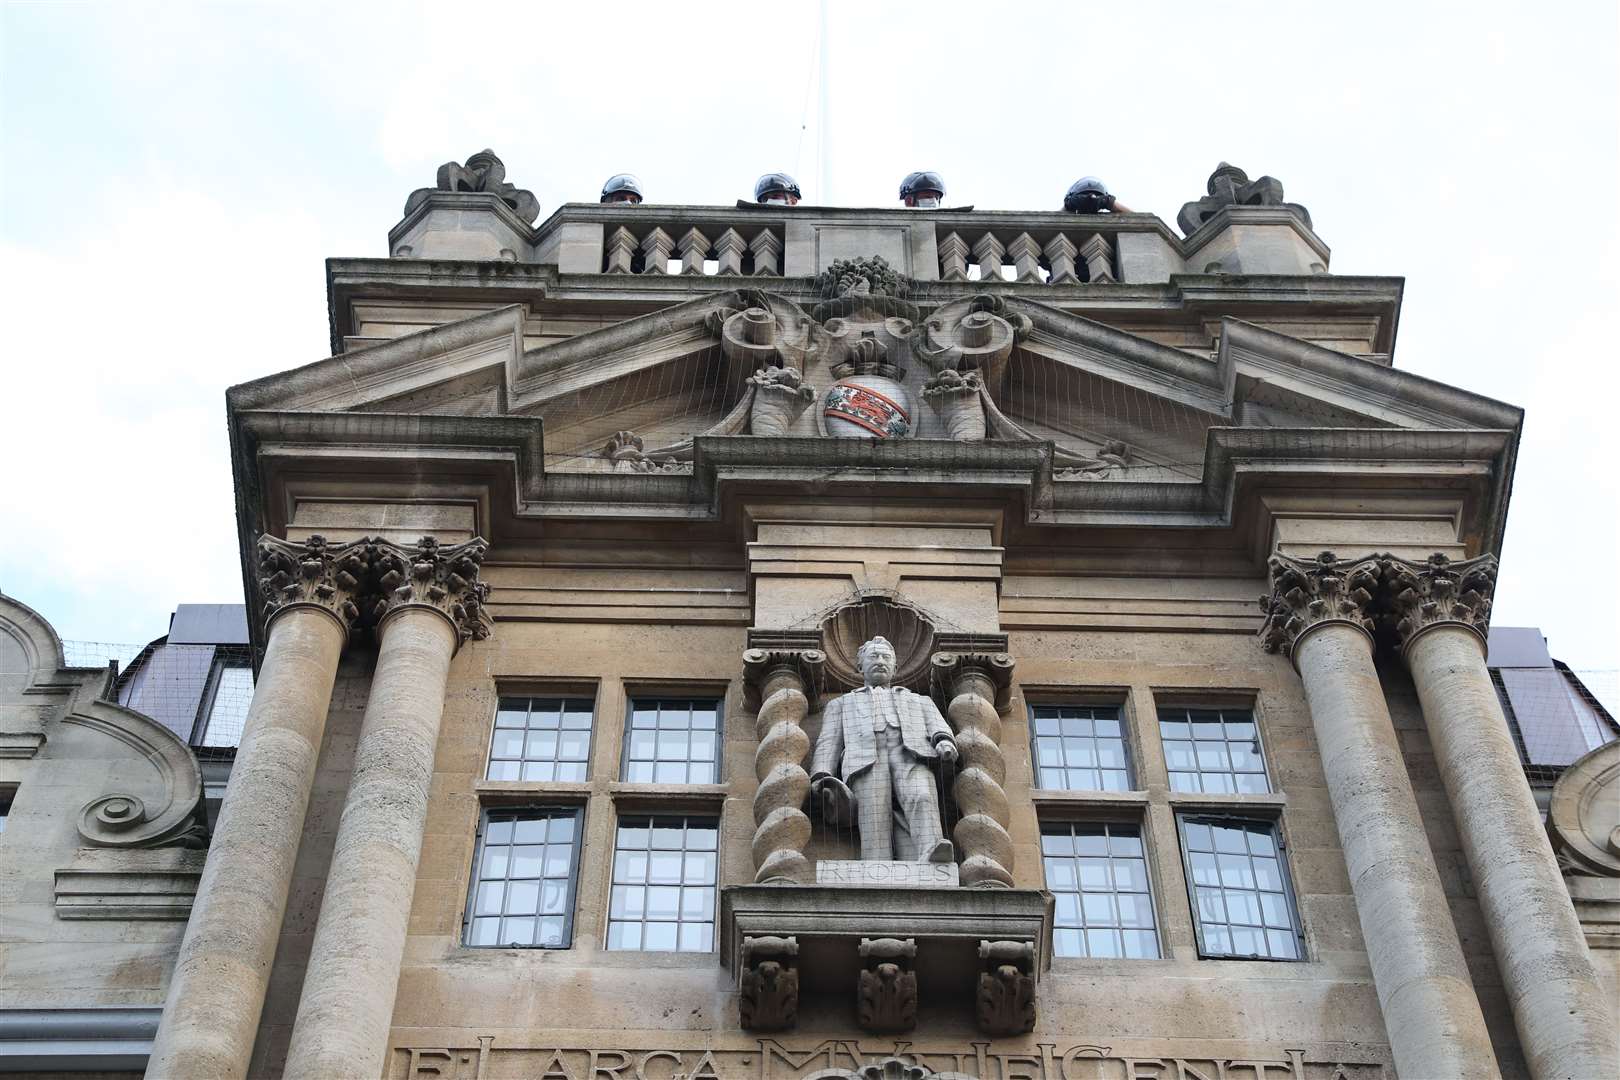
[1,2,1616,683]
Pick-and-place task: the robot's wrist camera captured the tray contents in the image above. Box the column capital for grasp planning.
[930,648,1015,712]
[372,536,492,647]
[256,534,368,637]
[1381,551,1497,654]
[743,629,825,710]
[1258,550,1380,658]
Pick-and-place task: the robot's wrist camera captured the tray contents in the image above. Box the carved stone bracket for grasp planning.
[739,935,800,1031]
[1381,552,1498,652]
[975,939,1037,1036]
[1258,550,1380,659]
[857,937,918,1033]
[256,534,368,637]
[372,536,492,646]
[744,634,825,885]
[931,647,1015,889]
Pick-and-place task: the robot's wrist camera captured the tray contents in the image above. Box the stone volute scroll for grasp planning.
[708,293,819,436]
[931,645,1016,888]
[743,636,825,884]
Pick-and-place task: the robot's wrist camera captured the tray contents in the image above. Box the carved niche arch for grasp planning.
[0,591,79,696]
[816,592,941,693]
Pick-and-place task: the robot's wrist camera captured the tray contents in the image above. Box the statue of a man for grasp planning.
[810,636,959,862]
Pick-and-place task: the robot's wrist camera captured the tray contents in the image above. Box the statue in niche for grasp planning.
[810,637,958,862]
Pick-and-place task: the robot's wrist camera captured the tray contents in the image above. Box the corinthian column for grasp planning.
[1261,552,1499,1079]
[283,537,490,1080]
[148,535,366,1080]
[931,650,1015,888]
[743,639,823,884]
[1387,553,1618,1080]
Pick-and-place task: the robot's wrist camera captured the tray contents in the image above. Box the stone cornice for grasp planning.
[1258,550,1381,659]
[1381,551,1498,653]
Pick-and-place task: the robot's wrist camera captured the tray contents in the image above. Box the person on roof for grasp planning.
[899,171,945,208]
[1063,176,1133,214]
[754,173,802,205]
[600,174,644,205]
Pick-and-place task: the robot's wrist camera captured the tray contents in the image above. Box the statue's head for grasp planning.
[856,636,897,687]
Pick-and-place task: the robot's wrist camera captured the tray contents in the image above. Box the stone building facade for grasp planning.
[5,155,1618,1079]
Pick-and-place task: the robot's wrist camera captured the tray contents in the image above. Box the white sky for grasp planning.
[1,1,1616,679]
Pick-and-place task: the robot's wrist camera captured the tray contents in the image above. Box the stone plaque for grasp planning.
[813,225,912,275]
[815,860,959,887]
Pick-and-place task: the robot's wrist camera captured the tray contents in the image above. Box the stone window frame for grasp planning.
[619,696,725,785]
[1027,700,1138,793]
[461,804,586,950]
[1174,812,1307,962]
[604,812,721,953]
[487,695,598,783]
[1157,704,1273,795]
[1038,817,1164,961]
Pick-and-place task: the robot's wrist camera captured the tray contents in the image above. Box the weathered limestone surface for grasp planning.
[147,605,347,1080]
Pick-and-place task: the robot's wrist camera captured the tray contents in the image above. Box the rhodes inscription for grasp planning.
[816,860,960,887]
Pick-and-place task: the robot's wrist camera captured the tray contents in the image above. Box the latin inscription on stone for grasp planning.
[393,1039,1389,1079]
[816,860,960,887]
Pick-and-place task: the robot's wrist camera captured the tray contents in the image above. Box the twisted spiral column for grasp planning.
[744,647,824,884]
[933,652,1015,888]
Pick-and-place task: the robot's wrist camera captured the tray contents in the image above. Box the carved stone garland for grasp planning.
[743,643,825,884]
[931,650,1016,888]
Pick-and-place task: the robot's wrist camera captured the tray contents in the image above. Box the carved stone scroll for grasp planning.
[857,937,918,1033]
[744,644,824,884]
[912,293,1030,397]
[371,535,492,646]
[1257,550,1380,658]
[739,935,800,1031]
[931,651,1015,888]
[975,939,1037,1036]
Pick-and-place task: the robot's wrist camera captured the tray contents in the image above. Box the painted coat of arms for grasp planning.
[822,377,913,438]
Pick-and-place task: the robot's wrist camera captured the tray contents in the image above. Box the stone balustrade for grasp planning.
[937,226,1117,284]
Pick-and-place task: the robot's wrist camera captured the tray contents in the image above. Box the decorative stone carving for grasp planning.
[604,226,637,274]
[810,638,958,863]
[922,368,986,440]
[819,594,938,693]
[975,939,1037,1036]
[813,255,915,321]
[856,937,918,1032]
[739,935,801,1030]
[1380,551,1498,649]
[256,534,367,634]
[1258,551,1380,658]
[748,367,816,436]
[1042,233,1080,285]
[912,293,1030,397]
[750,229,782,276]
[715,301,816,373]
[1078,233,1117,284]
[931,650,1015,888]
[602,430,686,474]
[404,149,539,224]
[1547,741,1620,878]
[1177,161,1313,235]
[743,644,824,884]
[818,330,914,439]
[807,1059,971,1080]
[1053,439,1131,479]
[371,535,492,645]
[67,701,208,849]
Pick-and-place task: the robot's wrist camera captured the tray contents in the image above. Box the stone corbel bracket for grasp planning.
[976,939,1038,1036]
[857,937,918,1033]
[743,633,825,885]
[931,644,1016,889]
[738,935,800,1031]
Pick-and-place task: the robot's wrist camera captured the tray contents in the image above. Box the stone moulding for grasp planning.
[53,848,206,920]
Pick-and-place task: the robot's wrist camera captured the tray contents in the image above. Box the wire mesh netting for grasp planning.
[62,638,254,751]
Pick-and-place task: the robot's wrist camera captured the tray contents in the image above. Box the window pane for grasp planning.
[1031,706,1133,791]
[464,809,579,949]
[201,664,255,748]
[1042,822,1158,960]
[1180,817,1302,961]
[1157,708,1270,794]
[485,697,596,781]
[624,699,721,784]
[607,814,718,952]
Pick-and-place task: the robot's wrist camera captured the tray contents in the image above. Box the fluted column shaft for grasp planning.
[282,605,460,1079]
[147,603,348,1080]
[1406,624,1618,1079]
[1292,621,1501,1078]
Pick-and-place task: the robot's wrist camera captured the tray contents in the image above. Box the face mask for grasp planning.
[913,196,941,208]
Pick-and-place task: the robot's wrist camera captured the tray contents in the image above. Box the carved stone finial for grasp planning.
[1258,550,1380,658]
[857,938,918,1032]
[1177,161,1312,235]
[372,536,492,645]
[739,935,801,1030]
[975,939,1037,1036]
[255,534,368,635]
[1380,552,1498,651]
[406,149,539,224]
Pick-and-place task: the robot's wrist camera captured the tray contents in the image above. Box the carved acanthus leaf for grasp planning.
[256,534,368,633]
[373,536,492,644]
[1380,552,1497,648]
[1258,551,1380,657]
